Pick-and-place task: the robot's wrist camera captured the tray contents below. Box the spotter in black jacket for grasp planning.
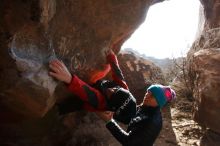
[106,106,162,146]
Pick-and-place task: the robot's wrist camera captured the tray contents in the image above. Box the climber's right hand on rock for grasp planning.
[105,49,114,56]
[49,59,72,84]
[105,49,116,63]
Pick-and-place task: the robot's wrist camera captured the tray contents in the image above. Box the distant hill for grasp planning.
[122,48,175,72]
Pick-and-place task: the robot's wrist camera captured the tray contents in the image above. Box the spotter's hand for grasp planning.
[96,111,113,122]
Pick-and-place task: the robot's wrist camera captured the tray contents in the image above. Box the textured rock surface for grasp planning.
[2,0,219,145]
[188,0,220,144]
[0,0,161,119]
[118,51,165,103]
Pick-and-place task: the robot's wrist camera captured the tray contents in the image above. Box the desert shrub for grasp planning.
[166,56,195,101]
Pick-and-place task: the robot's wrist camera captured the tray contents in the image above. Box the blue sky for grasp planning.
[122,0,201,59]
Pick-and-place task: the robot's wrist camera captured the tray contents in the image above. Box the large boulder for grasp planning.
[118,51,165,103]
[0,0,163,119]
[188,0,220,144]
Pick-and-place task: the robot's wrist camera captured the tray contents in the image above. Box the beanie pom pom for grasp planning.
[163,87,176,102]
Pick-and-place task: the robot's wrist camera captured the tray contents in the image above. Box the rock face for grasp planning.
[2,0,219,145]
[118,51,165,103]
[0,0,166,145]
[188,0,220,144]
[0,0,162,119]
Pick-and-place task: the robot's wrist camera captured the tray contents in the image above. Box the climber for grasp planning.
[96,84,176,146]
[49,49,137,124]
[49,48,176,129]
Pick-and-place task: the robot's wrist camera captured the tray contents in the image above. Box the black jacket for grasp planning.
[106,106,162,146]
[93,80,137,124]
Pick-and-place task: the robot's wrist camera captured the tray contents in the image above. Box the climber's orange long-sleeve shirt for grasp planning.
[67,52,128,111]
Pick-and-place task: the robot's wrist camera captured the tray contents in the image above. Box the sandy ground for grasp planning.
[171,98,204,146]
[155,97,204,146]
